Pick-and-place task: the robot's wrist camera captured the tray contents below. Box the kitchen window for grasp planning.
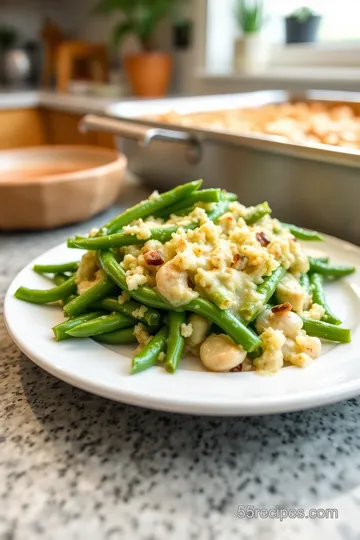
[203,0,360,75]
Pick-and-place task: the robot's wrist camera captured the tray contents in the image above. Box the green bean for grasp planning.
[245,202,271,225]
[165,312,186,373]
[67,222,198,250]
[245,266,287,322]
[186,298,260,352]
[93,327,137,345]
[302,318,351,343]
[199,287,232,309]
[132,326,169,374]
[210,324,223,335]
[70,195,232,251]
[257,266,287,300]
[299,273,311,296]
[103,180,202,234]
[169,193,235,219]
[99,251,260,351]
[53,274,77,306]
[309,258,355,278]
[156,189,221,218]
[53,274,68,286]
[91,297,161,327]
[52,311,105,341]
[63,276,118,317]
[99,251,172,309]
[202,288,232,310]
[168,198,230,223]
[33,261,79,274]
[62,293,78,306]
[281,223,324,241]
[207,199,230,222]
[14,274,77,305]
[66,312,134,338]
[225,192,238,201]
[314,257,329,264]
[310,273,341,325]
[168,206,193,217]
[247,347,262,359]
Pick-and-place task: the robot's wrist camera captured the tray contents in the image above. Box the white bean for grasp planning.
[256,308,303,340]
[156,262,198,307]
[186,314,210,349]
[276,273,305,313]
[200,334,246,372]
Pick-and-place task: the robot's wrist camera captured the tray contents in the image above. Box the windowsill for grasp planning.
[196,66,360,83]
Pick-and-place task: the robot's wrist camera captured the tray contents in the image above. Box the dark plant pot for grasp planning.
[172,20,192,50]
[0,49,5,84]
[285,15,321,44]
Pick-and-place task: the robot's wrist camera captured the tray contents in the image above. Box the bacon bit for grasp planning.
[231,254,248,270]
[256,231,271,247]
[144,250,164,266]
[230,363,243,372]
[271,302,292,314]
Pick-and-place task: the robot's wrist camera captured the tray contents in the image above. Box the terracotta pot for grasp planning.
[124,52,172,98]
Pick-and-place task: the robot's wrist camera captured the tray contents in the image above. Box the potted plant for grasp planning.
[233,0,268,73]
[285,7,321,44]
[93,0,186,97]
[0,26,17,84]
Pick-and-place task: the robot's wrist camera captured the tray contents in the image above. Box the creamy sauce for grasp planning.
[0,162,94,183]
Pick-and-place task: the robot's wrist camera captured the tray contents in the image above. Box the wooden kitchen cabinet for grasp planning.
[42,109,116,148]
[0,109,47,149]
[0,107,116,150]
[42,109,97,146]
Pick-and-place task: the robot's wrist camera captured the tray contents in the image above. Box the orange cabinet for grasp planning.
[41,109,116,148]
[0,109,46,149]
[0,107,116,150]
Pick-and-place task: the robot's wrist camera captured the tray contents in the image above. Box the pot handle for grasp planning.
[79,114,202,164]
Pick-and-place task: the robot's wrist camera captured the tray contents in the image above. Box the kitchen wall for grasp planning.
[71,0,196,95]
[0,0,173,54]
[0,0,81,42]
[0,0,196,94]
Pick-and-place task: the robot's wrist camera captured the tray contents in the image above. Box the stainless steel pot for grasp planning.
[79,90,360,245]
[3,48,31,84]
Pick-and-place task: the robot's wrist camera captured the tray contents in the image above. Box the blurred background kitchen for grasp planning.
[1,0,360,241]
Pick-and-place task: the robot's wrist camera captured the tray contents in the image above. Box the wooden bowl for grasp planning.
[0,145,127,230]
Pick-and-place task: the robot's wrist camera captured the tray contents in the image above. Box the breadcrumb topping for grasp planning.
[180,323,193,338]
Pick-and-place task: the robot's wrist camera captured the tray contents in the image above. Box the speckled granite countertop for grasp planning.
[2,186,360,540]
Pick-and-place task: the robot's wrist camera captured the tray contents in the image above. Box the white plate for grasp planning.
[4,237,360,416]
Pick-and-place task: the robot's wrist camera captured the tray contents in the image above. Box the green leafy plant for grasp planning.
[93,0,187,51]
[235,0,265,34]
[290,7,316,23]
[0,26,17,49]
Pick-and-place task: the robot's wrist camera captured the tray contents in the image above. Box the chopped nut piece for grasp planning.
[144,250,165,266]
[256,231,271,247]
[231,253,248,270]
[271,302,292,314]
